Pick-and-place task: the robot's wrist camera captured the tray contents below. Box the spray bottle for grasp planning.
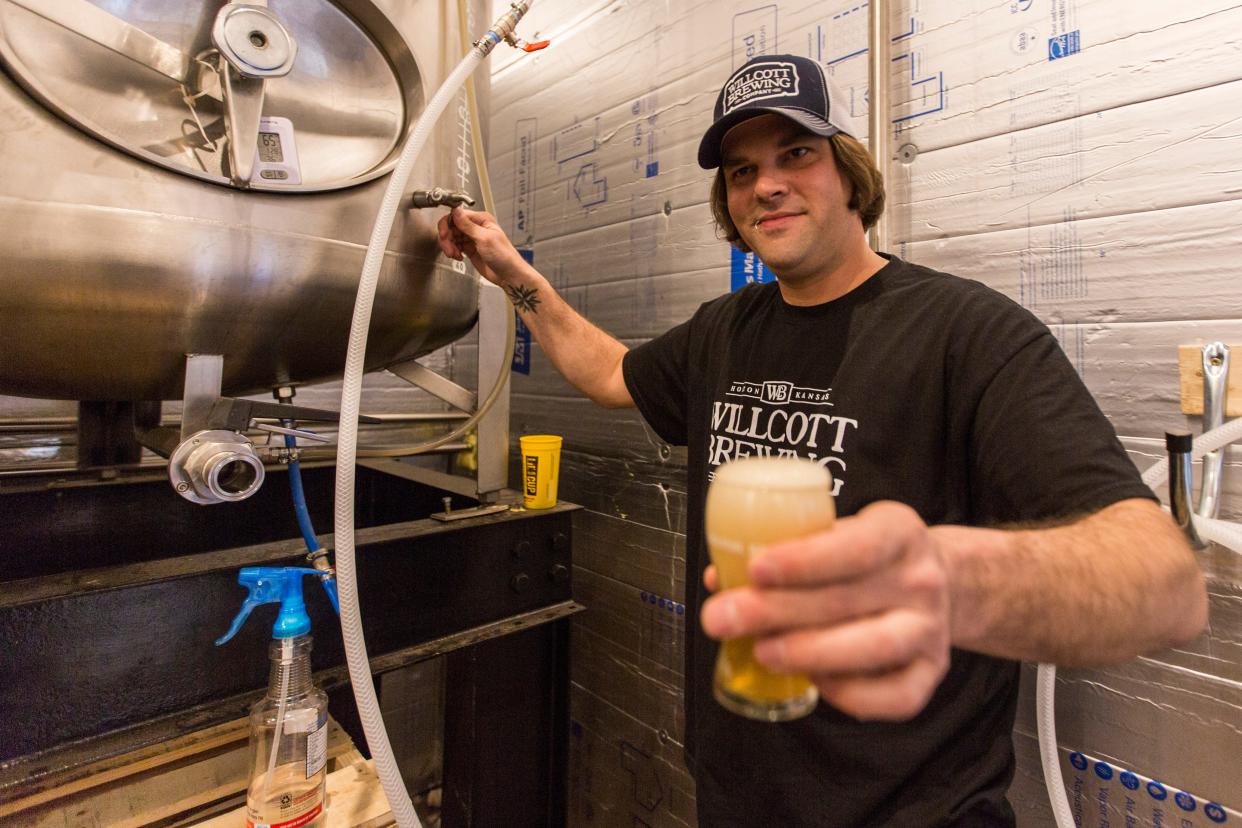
[217,567,340,828]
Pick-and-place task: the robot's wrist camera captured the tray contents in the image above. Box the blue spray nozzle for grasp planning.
[215,566,339,646]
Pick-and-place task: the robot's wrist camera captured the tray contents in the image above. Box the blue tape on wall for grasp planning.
[1064,752,1234,825]
[730,247,776,291]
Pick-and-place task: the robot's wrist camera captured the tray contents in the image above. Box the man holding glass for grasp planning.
[438,54,1206,826]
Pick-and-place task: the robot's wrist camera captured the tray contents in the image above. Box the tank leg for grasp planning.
[77,400,160,469]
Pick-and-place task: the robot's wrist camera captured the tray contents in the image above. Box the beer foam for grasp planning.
[711,456,831,489]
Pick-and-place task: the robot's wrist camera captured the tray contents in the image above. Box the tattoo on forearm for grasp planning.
[506,285,541,314]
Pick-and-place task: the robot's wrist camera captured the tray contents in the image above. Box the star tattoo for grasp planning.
[506,284,541,314]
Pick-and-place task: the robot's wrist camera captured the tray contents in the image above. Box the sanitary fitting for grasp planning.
[475,1,531,55]
[169,429,266,505]
[410,188,476,209]
[212,4,297,78]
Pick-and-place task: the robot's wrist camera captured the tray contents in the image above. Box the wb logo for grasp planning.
[762,381,793,404]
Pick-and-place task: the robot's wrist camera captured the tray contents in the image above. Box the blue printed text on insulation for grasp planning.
[731,248,776,291]
[1048,30,1080,60]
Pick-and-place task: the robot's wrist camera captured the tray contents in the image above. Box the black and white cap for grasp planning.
[697,54,860,169]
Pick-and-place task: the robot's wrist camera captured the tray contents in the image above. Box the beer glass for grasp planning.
[705,456,835,722]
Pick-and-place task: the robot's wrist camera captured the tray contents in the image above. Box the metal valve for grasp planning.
[411,188,477,209]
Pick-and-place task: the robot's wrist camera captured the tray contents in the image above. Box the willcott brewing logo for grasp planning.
[724,61,800,113]
[707,378,857,496]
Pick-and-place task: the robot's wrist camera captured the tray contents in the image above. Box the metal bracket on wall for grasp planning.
[1196,343,1229,518]
[1169,342,1232,547]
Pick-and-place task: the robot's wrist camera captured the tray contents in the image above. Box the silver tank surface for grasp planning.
[0,0,488,400]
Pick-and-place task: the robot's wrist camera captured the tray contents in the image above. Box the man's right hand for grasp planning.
[436,207,530,288]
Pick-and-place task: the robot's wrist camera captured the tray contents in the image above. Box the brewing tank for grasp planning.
[0,0,488,401]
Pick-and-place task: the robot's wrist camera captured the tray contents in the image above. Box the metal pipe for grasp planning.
[0,412,469,433]
[1167,431,1207,549]
[1196,342,1229,518]
[868,0,890,253]
[0,442,470,477]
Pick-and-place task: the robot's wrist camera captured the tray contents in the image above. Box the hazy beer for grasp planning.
[705,456,835,721]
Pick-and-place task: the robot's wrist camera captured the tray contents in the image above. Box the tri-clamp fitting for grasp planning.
[169,429,266,504]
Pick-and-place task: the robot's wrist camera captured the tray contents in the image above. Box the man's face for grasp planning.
[721,114,856,284]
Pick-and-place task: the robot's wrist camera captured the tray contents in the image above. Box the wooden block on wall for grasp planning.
[1178,344,1242,416]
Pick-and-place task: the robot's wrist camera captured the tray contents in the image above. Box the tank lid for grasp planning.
[0,0,423,192]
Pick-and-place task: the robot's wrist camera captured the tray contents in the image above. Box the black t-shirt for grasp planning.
[621,255,1154,827]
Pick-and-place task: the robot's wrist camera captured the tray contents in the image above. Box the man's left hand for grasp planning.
[700,501,952,721]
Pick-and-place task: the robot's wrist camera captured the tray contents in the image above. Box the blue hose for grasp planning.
[285,432,321,552]
[284,430,340,613]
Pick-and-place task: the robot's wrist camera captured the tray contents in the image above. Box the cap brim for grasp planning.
[697,107,843,169]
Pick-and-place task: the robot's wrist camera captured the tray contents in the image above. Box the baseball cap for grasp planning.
[697,54,860,169]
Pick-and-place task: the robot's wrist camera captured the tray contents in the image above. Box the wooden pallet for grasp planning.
[1,717,390,827]
[192,751,394,828]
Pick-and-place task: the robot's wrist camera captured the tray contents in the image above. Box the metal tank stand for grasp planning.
[381,278,513,514]
[134,354,379,505]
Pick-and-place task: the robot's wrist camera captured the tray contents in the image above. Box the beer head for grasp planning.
[707,457,835,546]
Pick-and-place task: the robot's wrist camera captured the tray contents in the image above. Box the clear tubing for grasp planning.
[335,48,486,828]
[382,0,516,459]
[335,0,515,463]
[459,0,496,217]
[1141,416,1242,488]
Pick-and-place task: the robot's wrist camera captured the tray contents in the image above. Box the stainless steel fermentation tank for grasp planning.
[0,0,488,402]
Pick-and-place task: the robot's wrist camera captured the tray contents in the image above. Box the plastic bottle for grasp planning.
[217,567,339,828]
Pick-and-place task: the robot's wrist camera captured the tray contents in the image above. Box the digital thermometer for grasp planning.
[253,116,302,185]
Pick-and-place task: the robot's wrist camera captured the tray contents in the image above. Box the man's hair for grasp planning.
[709,132,886,253]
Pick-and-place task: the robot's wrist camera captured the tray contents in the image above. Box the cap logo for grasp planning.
[723,61,801,114]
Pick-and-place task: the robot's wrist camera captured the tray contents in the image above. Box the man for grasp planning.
[438,54,1206,826]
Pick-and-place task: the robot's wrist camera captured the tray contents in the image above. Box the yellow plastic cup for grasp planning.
[519,435,562,509]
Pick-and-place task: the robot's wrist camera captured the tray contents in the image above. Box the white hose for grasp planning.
[1036,663,1076,828]
[1140,416,1242,488]
[1139,417,1242,554]
[1039,416,1242,826]
[335,48,486,828]
[320,0,515,465]
[1197,515,1242,554]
